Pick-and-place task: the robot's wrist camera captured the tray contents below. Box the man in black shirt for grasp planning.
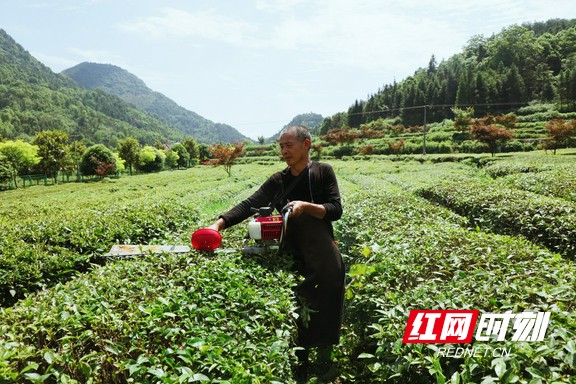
[208,125,344,380]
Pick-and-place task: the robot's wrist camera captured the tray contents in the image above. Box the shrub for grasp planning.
[136,146,165,173]
[80,144,117,178]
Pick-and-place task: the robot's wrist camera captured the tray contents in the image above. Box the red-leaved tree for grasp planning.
[321,129,360,146]
[469,123,514,156]
[93,157,117,179]
[209,142,245,176]
[542,119,576,154]
[387,139,404,156]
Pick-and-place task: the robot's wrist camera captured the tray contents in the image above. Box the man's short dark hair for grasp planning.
[280,125,312,142]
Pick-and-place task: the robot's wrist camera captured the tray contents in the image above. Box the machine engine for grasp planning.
[242,206,290,254]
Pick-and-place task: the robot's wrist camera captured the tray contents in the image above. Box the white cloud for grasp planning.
[262,0,463,71]
[116,0,576,74]
[119,7,259,46]
[254,0,309,12]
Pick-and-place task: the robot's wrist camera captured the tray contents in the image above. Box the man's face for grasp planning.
[278,132,310,167]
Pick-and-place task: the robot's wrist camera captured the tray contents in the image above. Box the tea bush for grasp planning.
[417,178,576,259]
[0,251,297,383]
[0,166,274,306]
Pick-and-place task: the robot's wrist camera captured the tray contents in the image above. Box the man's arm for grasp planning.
[208,173,281,231]
[289,163,341,220]
[319,163,342,221]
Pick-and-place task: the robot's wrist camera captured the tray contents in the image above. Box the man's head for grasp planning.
[278,125,311,169]
[280,125,312,143]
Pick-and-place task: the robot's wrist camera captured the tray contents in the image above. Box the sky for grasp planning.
[1,1,575,140]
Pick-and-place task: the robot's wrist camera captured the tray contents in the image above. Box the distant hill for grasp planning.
[0,29,186,147]
[63,63,252,144]
[266,112,324,142]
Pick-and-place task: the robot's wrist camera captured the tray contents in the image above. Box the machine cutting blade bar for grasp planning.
[103,244,190,257]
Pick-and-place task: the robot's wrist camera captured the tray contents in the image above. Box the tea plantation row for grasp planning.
[1,153,575,383]
[0,168,266,307]
[331,157,575,383]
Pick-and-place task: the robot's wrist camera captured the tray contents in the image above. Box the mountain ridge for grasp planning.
[62,62,252,144]
[0,28,191,147]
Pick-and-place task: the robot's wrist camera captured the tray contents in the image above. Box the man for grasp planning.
[208,125,345,380]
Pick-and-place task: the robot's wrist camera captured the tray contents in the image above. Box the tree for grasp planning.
[542,119,576,154]
[320,129,359,146]
[209,142,245,177]
[455,67,473,106]
[452,107,475,132]
[0,140,41,187]
[169,143,190,168]
[347,100,364,128]
[387,139,405,156]
[484,113,517,129]
[80,144,117,179]
[427,55,437,74]
[117,137,140,175]
[311,143,324,160]
[33,130,69,184]
[469,123,514,156]
[198,144,211,163]
[501,64,526,103]
[62,141,87,181]
[257,136,265,145]
[136,145,165,173]
[182,137,199,166]
[114,153,125,174]
[164,149,179,169]
[319,112,348,135]
[0,153,13,187]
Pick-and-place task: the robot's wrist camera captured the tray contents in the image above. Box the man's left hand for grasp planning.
[287,201,326,219]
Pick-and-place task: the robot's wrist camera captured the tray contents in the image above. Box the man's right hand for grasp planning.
[208,218,225,232]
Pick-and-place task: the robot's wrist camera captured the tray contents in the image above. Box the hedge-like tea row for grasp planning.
[333,163,576,383]
[481,155,576,203]
[0,166,272,306]
[479,154,575,179]
[499,169,576,202]
[0,251,297,383]
[416,178,576,259]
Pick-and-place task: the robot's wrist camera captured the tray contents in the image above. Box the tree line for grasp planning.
[317,108,576,157]
[0,127,259,188]
[0,130,213,188]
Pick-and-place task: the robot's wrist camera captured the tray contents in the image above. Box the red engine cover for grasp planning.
[191,228,222,251]
[256,215,283,240]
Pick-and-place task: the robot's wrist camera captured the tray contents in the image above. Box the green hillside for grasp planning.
[322,19,576,132]
[0,29,187,147]
[62,62,252,144]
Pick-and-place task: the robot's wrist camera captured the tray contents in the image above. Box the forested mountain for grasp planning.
[322,19,576,133]
[63,63,251,144]
[0,29,192,147]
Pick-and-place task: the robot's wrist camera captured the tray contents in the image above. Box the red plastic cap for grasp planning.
[191,228,222,251]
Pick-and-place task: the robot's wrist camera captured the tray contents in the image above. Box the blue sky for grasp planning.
[1,0,575,139]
